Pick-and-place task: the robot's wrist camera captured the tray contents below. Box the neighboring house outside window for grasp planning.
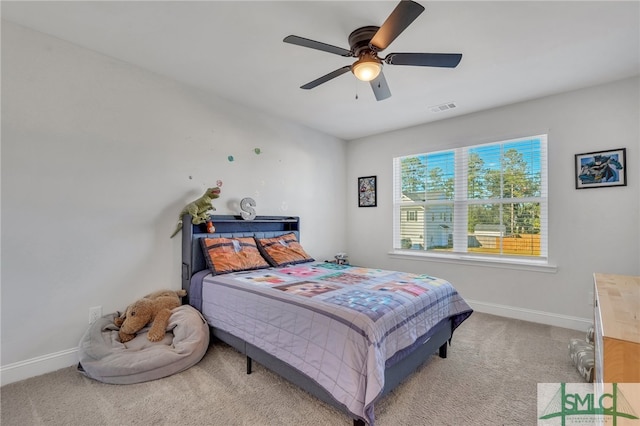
[393,135,548,264]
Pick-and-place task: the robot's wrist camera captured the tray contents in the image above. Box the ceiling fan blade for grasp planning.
[370,0,425,51]
[300,66,351,90]
[370,71,391,101]
[385,52,463,68]
[283,35,352,57]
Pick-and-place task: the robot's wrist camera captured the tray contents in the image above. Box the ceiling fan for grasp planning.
[283,0,462,101]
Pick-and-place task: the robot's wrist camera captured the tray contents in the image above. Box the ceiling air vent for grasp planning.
[429,102,457,113]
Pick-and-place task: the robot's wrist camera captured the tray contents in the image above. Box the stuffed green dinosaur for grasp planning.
[170,187,221,238]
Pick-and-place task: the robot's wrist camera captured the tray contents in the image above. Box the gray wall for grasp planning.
[1,21,347,383]
[2,19,638,385]
[347,76,639,329]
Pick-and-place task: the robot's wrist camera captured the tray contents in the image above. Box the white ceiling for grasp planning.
[2,1,639,140]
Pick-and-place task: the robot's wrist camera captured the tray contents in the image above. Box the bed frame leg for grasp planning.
[438,342,447,358]
[246,356,252,374]
[353,419,365,426]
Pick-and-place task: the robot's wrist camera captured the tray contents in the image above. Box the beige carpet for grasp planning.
[1,312,585,425]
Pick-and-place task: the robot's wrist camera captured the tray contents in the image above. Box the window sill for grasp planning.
[388,250,558,273]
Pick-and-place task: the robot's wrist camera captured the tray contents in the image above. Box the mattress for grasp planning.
[191,262,472,423]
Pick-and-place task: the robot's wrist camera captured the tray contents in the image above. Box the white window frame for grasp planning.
[392,135,553,271]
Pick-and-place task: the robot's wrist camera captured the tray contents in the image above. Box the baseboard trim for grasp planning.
[0,301,591,386]
[1,347,79,386]
[466,298,592,331]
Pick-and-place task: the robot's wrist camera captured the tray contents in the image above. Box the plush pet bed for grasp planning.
[78,305,209,384]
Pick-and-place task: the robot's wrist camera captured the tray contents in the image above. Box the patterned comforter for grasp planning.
[191,262,472,424]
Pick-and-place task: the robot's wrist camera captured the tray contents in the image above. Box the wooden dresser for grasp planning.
[593,273,640,383]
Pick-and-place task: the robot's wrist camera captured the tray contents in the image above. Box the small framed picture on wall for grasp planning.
[358,176,377,207]
[575,148,626,189]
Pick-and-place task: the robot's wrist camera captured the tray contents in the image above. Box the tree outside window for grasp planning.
[394,136,547,260]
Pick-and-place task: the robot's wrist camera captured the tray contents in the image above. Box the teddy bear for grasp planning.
[114,289,187,343]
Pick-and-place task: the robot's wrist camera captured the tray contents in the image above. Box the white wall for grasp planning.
[0,22,347,384]
[347,76,639,330]
[2,19,638,385]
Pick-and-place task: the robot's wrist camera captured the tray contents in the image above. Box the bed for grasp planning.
[181,214,472,425]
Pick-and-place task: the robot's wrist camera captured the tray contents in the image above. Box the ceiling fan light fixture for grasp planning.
[351,54,382,82]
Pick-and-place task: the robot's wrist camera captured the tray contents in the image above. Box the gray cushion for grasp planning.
[568,338,594,382]
[78,305,209,384]
[586,325,595,344]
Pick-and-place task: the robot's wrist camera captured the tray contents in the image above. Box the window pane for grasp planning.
[505,139,542,198]
[399,205,424,249]
[467,151,485,199]
[500,202,540,236]
[468,202,541,256]
[425,152,455,201]
[469,144,502,199]
[401,155,426,202]
[424,205,453,251]
[468,204,500,234]
[398,204,454,251]
[468,140,542,200]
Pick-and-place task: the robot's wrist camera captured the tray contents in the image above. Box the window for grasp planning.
[393,135,547,262]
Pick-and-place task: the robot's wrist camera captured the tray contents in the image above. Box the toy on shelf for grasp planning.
[170,186,221,238]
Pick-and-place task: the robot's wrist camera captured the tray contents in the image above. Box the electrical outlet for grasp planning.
[89,306,102,324]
